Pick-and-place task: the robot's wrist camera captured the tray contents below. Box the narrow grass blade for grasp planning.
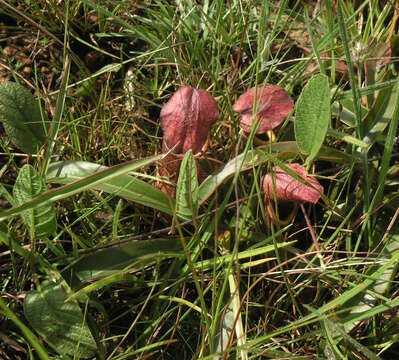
[193,241,295,271]
[305,9,325,75]
[42,54,70,175]
[309,305,383,360]
[66,273,138,302]
[337,0,362,137]
[336,78,399,101]
[0,221,29,257]
[228,272,246,360]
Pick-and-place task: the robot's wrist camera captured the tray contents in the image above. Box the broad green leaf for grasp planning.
[0,81,48,153]
[73,238,184,282]
[371,78,399,207]
[13,165,56,239]
[295,74,330,161]
[176,150,199,219]
[0,155,170,221]
[198,142,355,204]
[24,281,97,358]
[46,160,174,217]
[198,142,301,205]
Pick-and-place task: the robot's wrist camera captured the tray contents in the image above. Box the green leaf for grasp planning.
[24,281,97,358]
[13,165,56,239]
[45,160,174,217]
[198,141,354,205]
[0,155,170,222]
[73,238,184,282]
[198,142,299,205]
[0,81,48,153]
[295,74,330,161]
[176,150,199,219]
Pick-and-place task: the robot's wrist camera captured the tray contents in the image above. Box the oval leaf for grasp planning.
[295,74,330,160]
[13,165,56,239]
[0,81,48,153]
[24,282,97,358]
